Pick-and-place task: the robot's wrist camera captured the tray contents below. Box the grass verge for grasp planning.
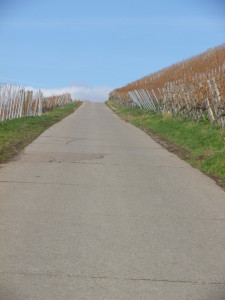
[106,100,225,188]
[0,101,82,164]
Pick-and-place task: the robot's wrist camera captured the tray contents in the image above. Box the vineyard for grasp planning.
[0,84,72,122]
[110,44,225,127]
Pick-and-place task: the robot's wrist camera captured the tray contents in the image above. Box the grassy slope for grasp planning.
[0,101,82,163]
[107,100,225,186]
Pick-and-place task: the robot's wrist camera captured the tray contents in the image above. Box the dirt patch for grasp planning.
[138,125,224,190]
[140,126,191,161]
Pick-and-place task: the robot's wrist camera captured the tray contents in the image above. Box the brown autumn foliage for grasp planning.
[110,44,225,126]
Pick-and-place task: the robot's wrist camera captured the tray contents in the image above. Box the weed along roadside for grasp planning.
[106,100,225,188]
[0,101,82,164]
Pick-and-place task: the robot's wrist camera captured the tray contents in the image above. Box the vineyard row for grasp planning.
[110,45,225,127]
[0,84,72,122]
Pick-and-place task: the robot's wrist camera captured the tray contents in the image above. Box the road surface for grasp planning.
[0,102,225,299]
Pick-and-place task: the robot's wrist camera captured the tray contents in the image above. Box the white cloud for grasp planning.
[25,84,112,102]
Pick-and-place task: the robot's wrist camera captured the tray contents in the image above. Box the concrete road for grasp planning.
[0,102,225,300]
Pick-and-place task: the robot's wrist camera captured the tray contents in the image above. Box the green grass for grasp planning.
[107,99,225,185]
[0,101,82,163]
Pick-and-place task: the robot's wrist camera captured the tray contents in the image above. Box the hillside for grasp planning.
[110,44,225,126]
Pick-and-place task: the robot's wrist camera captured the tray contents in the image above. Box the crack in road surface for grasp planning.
[1,271,224,286]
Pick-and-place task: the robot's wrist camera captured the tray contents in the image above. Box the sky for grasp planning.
[0,0,224,101]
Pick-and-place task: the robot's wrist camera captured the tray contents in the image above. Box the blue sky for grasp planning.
[0,0,224,101]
